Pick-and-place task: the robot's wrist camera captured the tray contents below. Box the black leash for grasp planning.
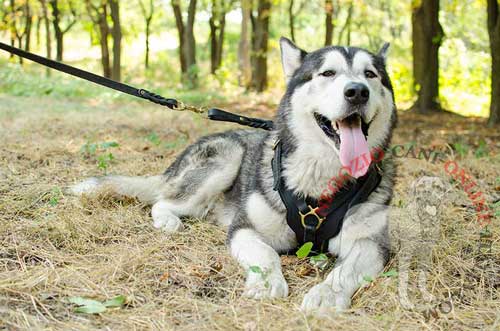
[0,42,274,131]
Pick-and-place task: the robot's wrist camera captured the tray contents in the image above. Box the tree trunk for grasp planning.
[238,0,251,87]
[139,0,154,69]
[24,3,32,52]
[171,0,186,73]
[50,0,77,61]
[487,0,500,126]
[50,0,63,61]
[97,4,111,78]
[40,0,52,74]
[411,0,443,113]
[184,0,197,86]
[209,0,226,74]
[250,0,271,92]
[209,3,218,74]
[337,2,352,44]
[288,0,295,42]
[36,15,41,47]
[109,0,122,81]
[145,17,152,68]
[324,0,333,46]
[8,0,15,59]
[217,13,225,70]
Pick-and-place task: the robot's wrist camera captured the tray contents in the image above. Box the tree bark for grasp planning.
[139,0,154,69]
[238,0,251,87]
[288,0,295,42]
[9,0,15,59]
[184,0,197,86]
[86,0,111,78]
[50,0,63,61]
[250,0,271,92]
[324,0,333,46]
[487,0,500,126]
[24,3,32,52]
[49,0,77,61]
[171,0,186,73]
[411,0,444,113]
[109,0,122,81]
[209,0,227,74]
[40,0,52,74]
[337,2,352,44]
[171,0,197,87]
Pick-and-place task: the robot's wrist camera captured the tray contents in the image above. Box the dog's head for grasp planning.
[278,37,396,178]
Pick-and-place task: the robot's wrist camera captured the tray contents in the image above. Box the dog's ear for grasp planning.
[377,42,390,62]
[280,37,307,84]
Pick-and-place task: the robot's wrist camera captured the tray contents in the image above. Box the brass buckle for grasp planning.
[299,205,325,230]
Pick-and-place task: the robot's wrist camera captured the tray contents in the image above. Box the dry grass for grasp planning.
[0,95,499,330]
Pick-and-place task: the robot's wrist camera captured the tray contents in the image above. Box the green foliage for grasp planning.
[380,269,398,278]
[249,266,263,274]
[80,141,119,173]
[0,0,492,118]
[296,242,313,259]
[474,140,489,158]
[48,187,63,207]
[68,295,126,314]
[146,132,162,146]
[452,142,469,158]
[492,201,500,219]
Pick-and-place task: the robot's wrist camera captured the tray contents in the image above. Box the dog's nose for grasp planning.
[344,82,369,105]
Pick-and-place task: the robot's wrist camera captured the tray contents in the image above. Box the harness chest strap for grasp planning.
[271,140,383,253]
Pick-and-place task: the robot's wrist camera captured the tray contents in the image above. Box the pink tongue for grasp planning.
[338,122,371,178]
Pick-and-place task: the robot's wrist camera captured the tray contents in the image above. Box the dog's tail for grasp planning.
[69,175,165,204]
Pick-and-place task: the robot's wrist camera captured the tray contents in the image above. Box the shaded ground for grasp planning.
[0,94,498,330]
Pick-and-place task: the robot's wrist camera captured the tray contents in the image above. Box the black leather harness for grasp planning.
[271,140,382,253]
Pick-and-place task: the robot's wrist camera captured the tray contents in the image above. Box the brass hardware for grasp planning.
[173,101,207,114]
[299,205,325,229]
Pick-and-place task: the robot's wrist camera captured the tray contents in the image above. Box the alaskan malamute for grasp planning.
[71,37,397,312]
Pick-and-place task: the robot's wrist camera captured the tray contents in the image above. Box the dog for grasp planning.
[71,37,397,312]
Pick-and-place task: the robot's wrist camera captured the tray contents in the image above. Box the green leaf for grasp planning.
[49,197,59,206]
[310,253,328,263]
[68,296,101,306]
[147,132,161,146]
[363,275,374,282]
[249,266,262,274]
[74,302,107,314]
[68,296,107,314]
[474,140,488,158]
[296,242,313,259]
[101,141,119,149]
[103,295,126,308]
[380,269,398,277]
[452,142,469,158]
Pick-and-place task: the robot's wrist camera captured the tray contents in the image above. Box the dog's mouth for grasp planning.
[313,112,371,178]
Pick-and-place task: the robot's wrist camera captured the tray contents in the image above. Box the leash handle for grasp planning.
[208,108,274,131]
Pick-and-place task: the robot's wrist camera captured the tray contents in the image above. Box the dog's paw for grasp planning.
[301,283,350,313]
[243,269,288,299]
[152,214,184,233]
[69,177,100,195]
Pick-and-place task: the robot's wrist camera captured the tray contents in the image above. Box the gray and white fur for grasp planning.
[70,37,397,312]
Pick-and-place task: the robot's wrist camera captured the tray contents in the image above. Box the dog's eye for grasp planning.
[364,70,377,78]
[320,70,336,77]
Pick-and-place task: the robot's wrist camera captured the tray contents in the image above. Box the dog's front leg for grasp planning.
[230,228,288,299]
[301,238,385,312]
